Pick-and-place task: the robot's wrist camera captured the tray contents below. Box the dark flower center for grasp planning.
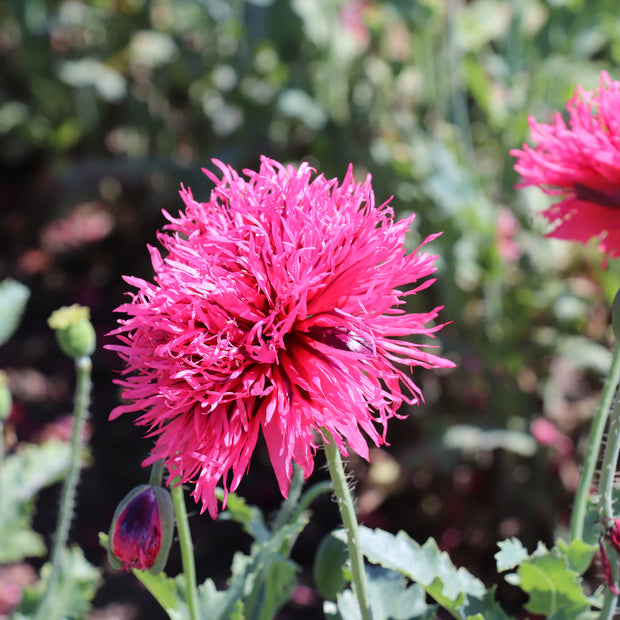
[574,182,620,208]
[306,325,374,355]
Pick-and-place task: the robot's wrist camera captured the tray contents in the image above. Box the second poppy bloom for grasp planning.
[512,71,620,258]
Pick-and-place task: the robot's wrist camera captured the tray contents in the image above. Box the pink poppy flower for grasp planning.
[108,157,453,517]
[511,71,620,258]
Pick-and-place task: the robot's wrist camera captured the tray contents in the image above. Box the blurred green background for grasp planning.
[2,0,620,617]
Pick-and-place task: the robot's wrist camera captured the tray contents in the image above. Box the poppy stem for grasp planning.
[596,292,620,614]
[597,394,620,617]
[569,340,620,542]
[322,431,371,620]
[600,405,620,620]
[171,480,200,620]
[35,354,92,620]
[600,400,620,522]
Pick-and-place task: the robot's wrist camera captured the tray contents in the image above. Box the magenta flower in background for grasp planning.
[108,157,454,517]
[512,71,620,258]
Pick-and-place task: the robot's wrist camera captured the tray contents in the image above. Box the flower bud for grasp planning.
[0,371,12,422]
[48,305,96,358]
[108,484,174,574]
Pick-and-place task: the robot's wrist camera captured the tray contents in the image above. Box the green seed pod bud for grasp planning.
[108,484,174,575]
[313,530,350,600]
[48,305,96,358]
[0,371,12,422]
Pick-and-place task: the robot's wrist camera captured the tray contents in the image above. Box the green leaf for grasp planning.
[17,545,101,618]
[0,278,30,346]
[352,527,485,595]
[133,568,182,614]
[0,440,72,562]
[324,589,362,620]
[313,530,350,599]
[193,513,308,620]
[459,587,511,620]
[547,609,600,620]
[516,545,592,617]
[366,567,437,620]
[218,491,270,543]
[231,518,305,620]
[556,538,596,575]
[496,538,529,572]
[325,567,437,620]
[244,552,297,620]
[346,527,507,620]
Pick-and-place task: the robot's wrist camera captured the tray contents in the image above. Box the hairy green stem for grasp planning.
[35,355,92,620]
[599,397,620,521]
[570,342,620,542]
[322,431,371,620]
[171,480,200,620]
[598,389,620,617]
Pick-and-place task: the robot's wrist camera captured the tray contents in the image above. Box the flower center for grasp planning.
[574,182,620,208]
[306,325,374,355]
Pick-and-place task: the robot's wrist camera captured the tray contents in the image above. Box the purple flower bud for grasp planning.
[108,484,174,574]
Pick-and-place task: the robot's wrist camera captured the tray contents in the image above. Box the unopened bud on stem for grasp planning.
[48,305,96,358]
[108,484,174,574]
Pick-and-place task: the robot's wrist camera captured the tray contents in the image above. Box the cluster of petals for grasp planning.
[511,70,620,258]
[108,156,453,517]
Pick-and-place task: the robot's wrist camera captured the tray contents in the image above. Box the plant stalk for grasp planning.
[597,382,620,617]
[171,480,200,620]
[570,342,620,542]
[322,431,371,620]
[35,355,92,620]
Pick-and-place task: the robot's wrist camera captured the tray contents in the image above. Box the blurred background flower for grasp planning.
[512,71,620,258]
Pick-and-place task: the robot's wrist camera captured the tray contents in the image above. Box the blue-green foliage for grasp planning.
[0,440,72,563]
[0,279,30,347]
[496,537,599,619]
[14,546,101,619]
[334,526,509,620]
[106,488,323,620]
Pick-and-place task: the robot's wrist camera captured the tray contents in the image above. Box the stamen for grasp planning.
[574,182,620,208]
[307,325,374,355]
